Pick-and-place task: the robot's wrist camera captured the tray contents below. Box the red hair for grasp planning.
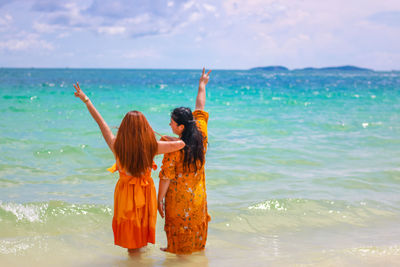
[114,111,157,177]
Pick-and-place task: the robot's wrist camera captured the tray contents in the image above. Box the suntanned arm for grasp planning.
[74,82,115,153]
[156,140,185,155]
[157,179,171,218]
[195,67,211,111]
[160,135,180,141]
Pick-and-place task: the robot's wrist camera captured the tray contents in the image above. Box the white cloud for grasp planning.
[0,34,54,51]
[97,26,126,35]
[183,1,195,10]
[0,13,12,25]
[33,22,59,33]
[0,0,400,69]
[57,32,70,38]
[122,14,151,25]
[202,0,400,69]
[123,48,160,59]
[203,3,216,13]
[188,12,202,22]
[358,51,400,70]
[24,0,211,39]
[0,13,12,31]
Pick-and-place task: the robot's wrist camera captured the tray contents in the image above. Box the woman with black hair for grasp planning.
[157,68,212,254]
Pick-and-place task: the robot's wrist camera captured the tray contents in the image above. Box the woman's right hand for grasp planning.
[73,82,89,103]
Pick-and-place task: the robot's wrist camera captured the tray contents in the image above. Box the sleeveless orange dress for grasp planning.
[159,110,211,254]
[108,161,157,249]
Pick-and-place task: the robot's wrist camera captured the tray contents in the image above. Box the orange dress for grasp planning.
[108,161,157,249]
[159,110,211,254]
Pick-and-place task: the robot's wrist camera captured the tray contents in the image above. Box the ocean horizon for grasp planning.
[1,64,399,72]
[1,68,400,266]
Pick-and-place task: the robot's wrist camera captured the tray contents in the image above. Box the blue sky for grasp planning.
[0,0,399,70]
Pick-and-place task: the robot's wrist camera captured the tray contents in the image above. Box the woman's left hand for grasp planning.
[73,82,88,103]
[158,199,165,218]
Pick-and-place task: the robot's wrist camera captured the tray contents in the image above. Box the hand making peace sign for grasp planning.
[199,67,212,87]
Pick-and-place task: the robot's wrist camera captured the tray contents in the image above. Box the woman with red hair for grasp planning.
[74,83,185,253]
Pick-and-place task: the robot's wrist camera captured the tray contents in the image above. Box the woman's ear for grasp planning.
[179,124,185,133]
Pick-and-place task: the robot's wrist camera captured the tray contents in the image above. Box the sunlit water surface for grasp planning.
[1,69,400,266]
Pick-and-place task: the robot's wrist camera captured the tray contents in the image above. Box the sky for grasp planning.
[0,0,399,70]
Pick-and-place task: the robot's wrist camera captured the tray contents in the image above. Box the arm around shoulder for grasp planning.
[156,140,185,155]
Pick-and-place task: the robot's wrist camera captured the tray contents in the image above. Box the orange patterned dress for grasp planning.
[108,161,157,249]
[159,110,211,254]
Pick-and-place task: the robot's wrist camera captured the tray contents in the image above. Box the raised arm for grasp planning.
[156,140,185,155]
[74,82,115,153]
[195,67,211,111]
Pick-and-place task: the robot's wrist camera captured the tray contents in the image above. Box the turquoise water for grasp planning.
[1,68,400,266]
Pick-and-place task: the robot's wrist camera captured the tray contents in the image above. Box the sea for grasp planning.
[1,68,399,266]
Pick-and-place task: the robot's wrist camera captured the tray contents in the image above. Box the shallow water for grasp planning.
[1,68,400,266]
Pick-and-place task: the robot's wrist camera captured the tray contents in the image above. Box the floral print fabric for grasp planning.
[159,110,211,254]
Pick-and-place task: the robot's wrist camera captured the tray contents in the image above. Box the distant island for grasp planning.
[250,65,373,72]
[250,66,289,71]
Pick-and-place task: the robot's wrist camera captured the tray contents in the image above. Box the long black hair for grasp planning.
[171,107,205,172]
